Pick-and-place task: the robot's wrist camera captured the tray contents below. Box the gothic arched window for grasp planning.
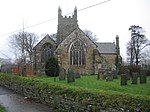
[70,40,85,65]
[41,43,53,62]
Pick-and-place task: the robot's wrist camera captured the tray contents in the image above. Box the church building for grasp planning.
[33,7,121,75]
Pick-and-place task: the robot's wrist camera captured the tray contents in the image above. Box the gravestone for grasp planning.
[97,69,105,80]
[124,69,130,80]
[101,61,107,69]
[97,60,107,80]
[67,68,75,83]
[120,74,127,85]
[106,71,113,81]
[131,72,138,84]
[111,64,117,79]
[59,67,66,80]
[75,72,81,79]
[112,70,117,79]
[140,69,147,84]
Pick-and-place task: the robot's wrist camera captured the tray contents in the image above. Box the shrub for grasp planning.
[118,65,127,75]
[128,65,141,73]
[45,56,59,77]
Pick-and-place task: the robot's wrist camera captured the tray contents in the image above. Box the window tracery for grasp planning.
[41,43,53,62]
[70,40,85,65]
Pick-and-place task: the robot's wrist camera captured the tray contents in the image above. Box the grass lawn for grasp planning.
[35,75,150,97]
[0,105,6,112]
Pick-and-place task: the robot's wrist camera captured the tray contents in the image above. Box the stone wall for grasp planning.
[101,54,117,68]
[58,45,95,74]
[93,49,106,74]
[56,28,98,75]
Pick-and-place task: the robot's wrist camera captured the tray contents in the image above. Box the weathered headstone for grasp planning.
[67,68,75,83]
[75,72,81,79]
[112,70,117,79]
[101,61,107,69]
[140,69,147,84]
[97,69,105,80]
[124,69,130,80]
[121,74,127,85]
[131,72,138,84]
[112,64,118,79]
[111,64,116,71]
[59,67,66,80]
[106,71,113,81]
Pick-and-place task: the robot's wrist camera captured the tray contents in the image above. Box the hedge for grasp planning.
[0,73,150,112]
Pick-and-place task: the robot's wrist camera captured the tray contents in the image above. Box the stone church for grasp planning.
[33,7,121,75]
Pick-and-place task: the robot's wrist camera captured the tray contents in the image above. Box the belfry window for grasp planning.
[41,43,53,62]
[70,40,85,65]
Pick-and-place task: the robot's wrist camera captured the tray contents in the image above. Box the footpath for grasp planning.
[0,86,54,112]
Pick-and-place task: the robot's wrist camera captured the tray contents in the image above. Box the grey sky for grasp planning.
[0,0,150,60]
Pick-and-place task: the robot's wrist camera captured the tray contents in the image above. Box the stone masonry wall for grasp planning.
[59,46,94,75]
[101,54,117,69]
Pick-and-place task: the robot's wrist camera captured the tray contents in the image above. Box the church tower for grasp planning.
[57,7,78,44]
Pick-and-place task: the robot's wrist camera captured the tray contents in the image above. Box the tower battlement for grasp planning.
[58,7,77,24]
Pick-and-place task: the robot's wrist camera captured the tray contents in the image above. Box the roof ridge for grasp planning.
[96,42,115,44]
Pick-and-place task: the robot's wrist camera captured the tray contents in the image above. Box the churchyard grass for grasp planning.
[35,75,150,97]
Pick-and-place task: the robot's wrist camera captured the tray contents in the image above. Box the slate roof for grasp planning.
[96,42,117,54]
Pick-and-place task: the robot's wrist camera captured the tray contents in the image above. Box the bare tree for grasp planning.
[127,25,149,65]
[24,32,39,62]
[9,31,39,62]
[83,29,98,42]
[140,47,150,65]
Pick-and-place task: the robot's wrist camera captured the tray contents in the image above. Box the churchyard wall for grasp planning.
[0,74,149,112]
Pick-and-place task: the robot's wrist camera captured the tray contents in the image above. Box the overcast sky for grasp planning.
[0,0,150,61]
